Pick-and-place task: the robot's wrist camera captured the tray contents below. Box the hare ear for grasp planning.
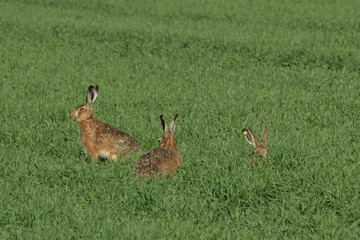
[160,115,167,134]
[242,128,258,148]
[260,125,269,146]
[170,114,178,134]
[86,85,98,104]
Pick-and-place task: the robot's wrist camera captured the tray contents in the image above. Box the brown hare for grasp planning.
[132,114,182,179]
[70,85,141,163]
[242,125,270,165]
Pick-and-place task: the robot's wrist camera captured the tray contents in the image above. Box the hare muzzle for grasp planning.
[70,110,78,121]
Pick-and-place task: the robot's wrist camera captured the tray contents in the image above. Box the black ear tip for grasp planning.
[88,85,98,92]
[241,128,248,134]
[174,114,178,119]
[160,114,164,119]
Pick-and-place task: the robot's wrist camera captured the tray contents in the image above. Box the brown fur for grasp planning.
[132,114,182,179]
[242,125,270,165]
[70,85,141,163]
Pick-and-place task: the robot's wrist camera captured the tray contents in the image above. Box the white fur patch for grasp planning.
[99,150,110,160]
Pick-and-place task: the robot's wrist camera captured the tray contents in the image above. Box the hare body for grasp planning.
[242,125,270,164]
[70,85,140,163]
[132,147,182,178]
[132,114,182,179]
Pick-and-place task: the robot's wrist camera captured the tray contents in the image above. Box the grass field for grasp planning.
[1,0,360,238]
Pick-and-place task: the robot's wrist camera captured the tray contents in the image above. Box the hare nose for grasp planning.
[70,112,77,120]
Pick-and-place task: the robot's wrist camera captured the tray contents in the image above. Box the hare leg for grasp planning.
[82,141,98,164]
[89,153,98,164]
[247,152,255,166]
[110,153,117,162]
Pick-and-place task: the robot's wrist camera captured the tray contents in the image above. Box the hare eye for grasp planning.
[80,108,85,111]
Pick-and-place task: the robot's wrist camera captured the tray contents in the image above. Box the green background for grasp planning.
[1,0,359,238]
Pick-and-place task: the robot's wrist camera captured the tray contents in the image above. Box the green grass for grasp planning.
[1,0,360,238]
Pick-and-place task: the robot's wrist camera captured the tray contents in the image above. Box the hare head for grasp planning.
[70,85,98,122]
[159,114,178,147]
[242,125,269,159]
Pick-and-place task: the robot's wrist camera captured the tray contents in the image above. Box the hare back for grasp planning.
[132,147,182,177]
[94,120,140,150]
